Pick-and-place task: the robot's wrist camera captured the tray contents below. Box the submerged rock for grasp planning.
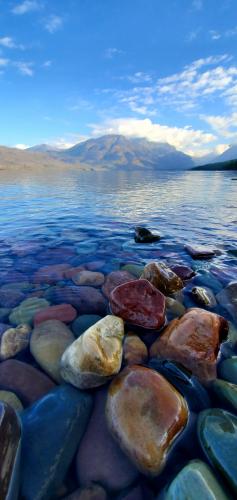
[21,384,93,500]
[219,357,237,385]
[61,315,124,389]
[121,263,144,278]
[141,262,183,295]
[217,282,237,323]
[190,286,217,308]
[0,289,25,308]
[45,285,107,316]
[0,402,22,500]
[170,264,195,281]
[185,244,216,259]
[164,459,229,500]
[165,297,186,320]
[0,324,31,360]
[30,320,75,383]
[134,226,160,243]
[110,279,166,330]
[72,270,105,287]
[33,264,71,284]
[9,297,50,326]
[34,303,77,325]
[198,408,237,493]
[150,308,228,383]
[212,379,237,412]
[102,270,135,299]
[106,365,188,476]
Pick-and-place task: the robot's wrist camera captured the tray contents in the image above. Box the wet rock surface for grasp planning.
[141,262,184,295]
[0,401,21,500]
[134,226,160,243]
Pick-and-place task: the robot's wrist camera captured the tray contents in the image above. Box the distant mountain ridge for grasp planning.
[27,134,194,170]
[193,158,237,171]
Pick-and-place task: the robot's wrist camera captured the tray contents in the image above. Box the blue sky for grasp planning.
[0,0,237,156]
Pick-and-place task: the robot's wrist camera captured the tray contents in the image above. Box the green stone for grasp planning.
[198,408,237,493]
[9,298,50,326]
[212,379,237,413]
[219,357,237,385]
[164,459,229,500]
[121,264,144,278]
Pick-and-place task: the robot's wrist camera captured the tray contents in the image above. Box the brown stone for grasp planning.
[102,271,135,299]
[106,365,188,476]
[72,271,105,287]
[34,304,77,325]
[0,324,31,360]
[123,333,148,366]
[110,279,166,330]
[150,308,229,383]
[141,262,183,295]
[0,402,21,500]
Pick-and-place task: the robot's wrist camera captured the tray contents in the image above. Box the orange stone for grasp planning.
[106,365,188,476]
[150,308,228,383]
[123,333,148,366]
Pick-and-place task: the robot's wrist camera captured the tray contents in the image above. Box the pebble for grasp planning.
[9,297,50,326]
[121,263,144,278]
[150,308,228,383]
[102,270,135,299]
[141,262,183,295]
[123,332,148,366]
[30,320,75,382]
[0,390,24,411]
[72,270,105,287]
[34,303,77,325]
[185,244,216,259]
[134,226,160,243]
[0,401,22,500]
[190,286,217,307]
[170,264,195,281]
[45,285,107,315]
[0,289,25,308]
[61,315,124,389]
[0,324,31,360]
[33,263,71,284]
[106,365,188,476]
[110,279,166,330]
[165,297,186,319]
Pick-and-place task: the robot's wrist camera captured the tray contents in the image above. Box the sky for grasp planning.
[0,0,237,156]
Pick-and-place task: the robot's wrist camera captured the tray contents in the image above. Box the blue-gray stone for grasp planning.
[20,384,93,500]
[72,314,102,337]
[219,357,237,385]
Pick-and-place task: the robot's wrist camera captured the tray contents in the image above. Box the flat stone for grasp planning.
[217,282,237,323]
[0,324,31,360]
[164,459,229,500]
[9,297,50,326]
[45,286,107,315]
[33,264,71,284]
[0,289,25,308]
[76,387,138,491]
[0,390,23,411]
[0,360,55,406]
[185,245,216,259]
[72,271,105,287]
[72,314,102,337]
[106,365,188,476]
[219,357,237,384]
[34,304,77,325]
[85,260,106,271]
[102,271,135,299]
[64,266,85,279]
[110,279,166,330]
[170,264,195,281]
[212,379,237,413]
[123,333,148,366]
[63,485,107,500]
[198,408,237,493]
[141,262,183,295]
[134,226,160,243]
[21,384,93,500]
[30,320,75,383]
[150,308,228,383]
[0,402,21,500]
[61,315,124,389]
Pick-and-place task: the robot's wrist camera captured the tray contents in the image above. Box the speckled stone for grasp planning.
[123,333,148,366]
[141,262,183,295]
[0,324,31,360]
[0,390,23,411]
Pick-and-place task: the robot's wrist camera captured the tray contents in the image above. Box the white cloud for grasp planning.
[0,58,9,66]
[42,60,52,68]
[127,72,152,84]
[201,112,237,139]
[90,117,216,156]
[104,48,123,59]
[15,143,30,149]
[12,1,41,15]
[44,15,63,34]
[209,30,221,40]
[0,36,25,50]
[15,61,34,76]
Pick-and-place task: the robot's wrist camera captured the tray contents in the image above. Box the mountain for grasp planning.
[0,146,90,171]
[216,144,237,162]
[192,158,237,171]
[28,135,194,170]
[27,144,61,154]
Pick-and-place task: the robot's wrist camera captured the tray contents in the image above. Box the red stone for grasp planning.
[150,308,229,383]
[34,304,77,325]
[110,279,166,329]
[64,266,85,279]
[102,271,135,299]
[33,264,71,284]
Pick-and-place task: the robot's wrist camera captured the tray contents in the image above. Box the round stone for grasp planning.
[9,298,50,326]
[72,271,105,287]
[34,304,77,325]
[141,262,184,295]
[0,324,31,360]
[123,333,148,366]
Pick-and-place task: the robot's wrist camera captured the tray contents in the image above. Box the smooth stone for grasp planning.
[0,390,23,411]
[34,304,77,325]
[61,315,124,389]
[164,459,229,500]
[123,333,148,366]
[21,384,93,500]
[30,320,75,383]
[72,314,102,338]
[134,226,160,243]
[102,270,135,299]
[85,260,106,271]
[0,402,22,500]
[150,308,228,383]
[148,359,211,412]
[170,264,195,281]
[0,289,25,308]
[190,286,217,307]
[219,357,237,384]
[141,262,183,295]
[0,324,31,360]
[121,264,144,278]
[212,379,237,412]
[45,285,107,315]
[185,245,216,259]
[198,408,237,493]
[0,308,11,322]
[1,281,31,292]
[64,266,85,279]
[165,297,186,319]
[106,365,188,476]
[72,271,105,287]
[0,360,55,406]
[217,282,237,323]
[110,279,166,330]
[76,387,138,491]
[9,297,50,326]
[63,485,107,500]
[33,264,71,284]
